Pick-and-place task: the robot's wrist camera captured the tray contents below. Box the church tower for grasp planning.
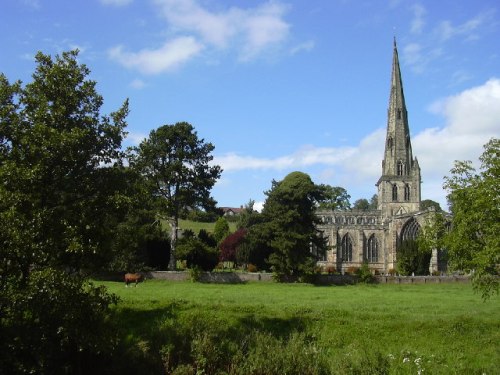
[377,39,421,217]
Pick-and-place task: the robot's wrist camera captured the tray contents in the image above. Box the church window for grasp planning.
[387,137,393,151]
[400,218,421,243]
[397,160,404,175]
[392,184,398,201]
[341,234,353,262]
[397,109,401,119]
[404,184,410,201]
[366,234,378,262]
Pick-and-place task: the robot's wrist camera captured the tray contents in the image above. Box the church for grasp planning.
[316,40,444,275]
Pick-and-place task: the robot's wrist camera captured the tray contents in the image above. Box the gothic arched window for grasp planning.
[397,160,404,176]
[400,218,421,242]
[366,234,378,263]
[341,234,353,262]
[392,184,398,201]
[404,184,410,201]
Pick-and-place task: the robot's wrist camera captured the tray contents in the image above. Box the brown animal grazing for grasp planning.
[124,273,143,287]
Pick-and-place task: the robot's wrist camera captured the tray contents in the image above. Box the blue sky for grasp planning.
[2,0,499,211]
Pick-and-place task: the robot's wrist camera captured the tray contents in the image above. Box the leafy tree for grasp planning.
[443,138,499,299]
[213,216,230,244]
[220,228,247,264]
[237,199,262,229]
[353,198,370,210]
[0,50,127,373]
[421,199,443,212]
[317,185,351,210]
[369,194,378,209]
[130,122,222,270]
[255,172,327,279]
[176,235,218,271]
[397,239,431,276]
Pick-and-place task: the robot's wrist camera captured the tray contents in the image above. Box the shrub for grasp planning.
[388,268,397,276]
[326,266,336,274]
[356,262,375,283]
[247,263,258,272]
[346,266,359,275]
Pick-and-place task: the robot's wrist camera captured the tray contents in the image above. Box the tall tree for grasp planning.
[353,198,370,210]
[443,138,499,299]
[317,185,351,210]
[257,172,327,279]
[0,50,127,372]
[421,199,442,212]
[130,122,222,270]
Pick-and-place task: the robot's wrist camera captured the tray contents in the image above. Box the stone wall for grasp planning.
[144,271,470,285]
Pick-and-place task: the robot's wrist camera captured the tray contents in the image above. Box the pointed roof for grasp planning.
[389,38,407,115]
[378,38,416,181]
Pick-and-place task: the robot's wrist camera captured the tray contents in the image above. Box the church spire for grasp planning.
[377,39,421,215]
[383,38,413,176]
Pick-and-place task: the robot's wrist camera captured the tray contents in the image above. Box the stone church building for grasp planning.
[316,40,443,274]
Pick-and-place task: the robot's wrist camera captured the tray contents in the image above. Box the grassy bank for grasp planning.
[103,281,499,374]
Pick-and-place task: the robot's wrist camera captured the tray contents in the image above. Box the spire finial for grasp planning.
[393,36,397,49]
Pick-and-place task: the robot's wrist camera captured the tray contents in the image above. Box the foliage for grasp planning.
[442,138,499,299]
[397,239,431,276]
[176,235,218,271]
[317,184,351,210]
[213,216,230,244]
[421,199,443,212]
[369,193,378,209]
[253,172,327,278]
[219,228,247,264]
[0,51,129,275]
[1,268,119,374]
[0,51,127,373]
[353,198,370,210]
[237,199,262,229]
[356,262,375,283]
[130,122,222,270]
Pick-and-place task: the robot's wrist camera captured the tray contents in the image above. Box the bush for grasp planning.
[356,262,375,283]
[247,263,258,272]
[1,268,119,374]
[176,237,218,271]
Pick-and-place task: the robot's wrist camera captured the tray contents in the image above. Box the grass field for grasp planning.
[103,280,499,374]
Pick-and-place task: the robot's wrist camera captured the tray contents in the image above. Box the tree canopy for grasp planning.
[130,122,222,269]
[0,50,128,372]
[248,172,327,279]
[443,137,499,298]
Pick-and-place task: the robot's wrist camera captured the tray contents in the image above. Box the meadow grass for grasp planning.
[102,280,499,374]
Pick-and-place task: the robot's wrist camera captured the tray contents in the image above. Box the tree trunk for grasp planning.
[168,218,178,270]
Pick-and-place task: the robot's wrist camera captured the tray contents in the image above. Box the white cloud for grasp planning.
[154,0,290,61]
[108,36,204,74]
[290,40,315,55]
[435,10,495,42]
[414,78,500,204]
[402,42,442,74]
[410,3,426,34]
[124,131,148,146]
[100,0,133,6]
[130,78,146,89]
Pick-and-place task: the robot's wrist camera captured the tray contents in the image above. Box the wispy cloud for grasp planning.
[109,0,291,74]
[100,0,133,6]
[435,10,496,42]
[410,3,426,34]
[290,40,315,55]
[108,36,204,74]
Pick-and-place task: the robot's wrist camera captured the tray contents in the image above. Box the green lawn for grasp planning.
[103,280,499,374]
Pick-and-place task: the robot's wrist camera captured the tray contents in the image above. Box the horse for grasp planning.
[124,273,143,287]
